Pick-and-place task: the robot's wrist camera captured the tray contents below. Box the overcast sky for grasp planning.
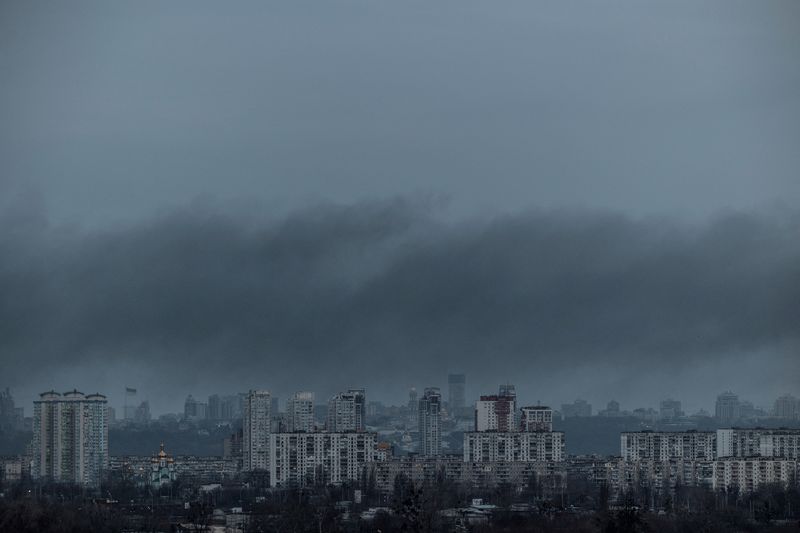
[1,0,799,414]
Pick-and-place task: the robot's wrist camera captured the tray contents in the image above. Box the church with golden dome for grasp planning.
[149,443,176,487]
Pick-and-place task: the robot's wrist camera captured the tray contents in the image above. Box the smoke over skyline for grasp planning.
[1,191,797,412]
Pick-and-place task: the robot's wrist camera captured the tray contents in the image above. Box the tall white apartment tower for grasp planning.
[475,385,517,432]
[418,387,442,456]
[327,389,366,432]
[287,391,315,432]
[32,390,108,487]
[243,390,272,471]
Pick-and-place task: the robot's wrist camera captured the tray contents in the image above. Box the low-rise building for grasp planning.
[712,458,797,494]
[109,455,239,486]
[620,431,716,461]
[0,457,23,482]
[602,457,714,498]
[372,455,566,495]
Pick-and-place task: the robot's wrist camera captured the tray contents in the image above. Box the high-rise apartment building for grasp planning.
[220,394,242,420]
[561,399,592,418]
[327,389,366,432]
[270,432,376,488]
[520,405,553,432]
[223,428,244,470]
[599,400,621,417]
[475,385,517,432]
[774,394,798,420]
[448,374,466,413]
[0,388,18,432]
[207,394,222,420]
[123,387,137,420]
[466,397,564,462]
[418,387,442,456]
[32,390,108,487]
[243,390,272,471]
[659,399,683,419]
[715,391,740,421]
[408,388,418,410]
[184,395,207,421]
[287,391,315,432]
[408,388,418,425]
[134,401,151,424]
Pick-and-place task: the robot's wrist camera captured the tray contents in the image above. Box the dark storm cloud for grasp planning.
[1,197,798,408]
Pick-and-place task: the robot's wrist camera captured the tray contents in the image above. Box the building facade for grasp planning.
[716,428,800,459]
[0,388,21,432]
[327,389,366,432]
[463,432,565,462]
[475,387,517,432]
[715,391,740,421]
[601,458,714,500]
[110,455,239,486]
[287,391,315,432]
[418,388,442,456]
[269,432,376,488]
[774,394,798,420]
[659,399,683,419]
[32,390,108,487]
[620,431,716,461]
[561,399,592,418]
[207,394,222,421]
[243,390,272,472]
[408,388,418,426]
[184,395,207,421]
[372,456,567,495]
[520,406,554,432]
[712,458,797,494]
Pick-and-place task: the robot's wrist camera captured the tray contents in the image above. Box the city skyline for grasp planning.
[7,379,800,421]
[8,384,799,428]
[19,383,800,483]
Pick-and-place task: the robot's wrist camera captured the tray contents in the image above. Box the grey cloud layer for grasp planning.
[1,199,798,403]
[1,0,799,223]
